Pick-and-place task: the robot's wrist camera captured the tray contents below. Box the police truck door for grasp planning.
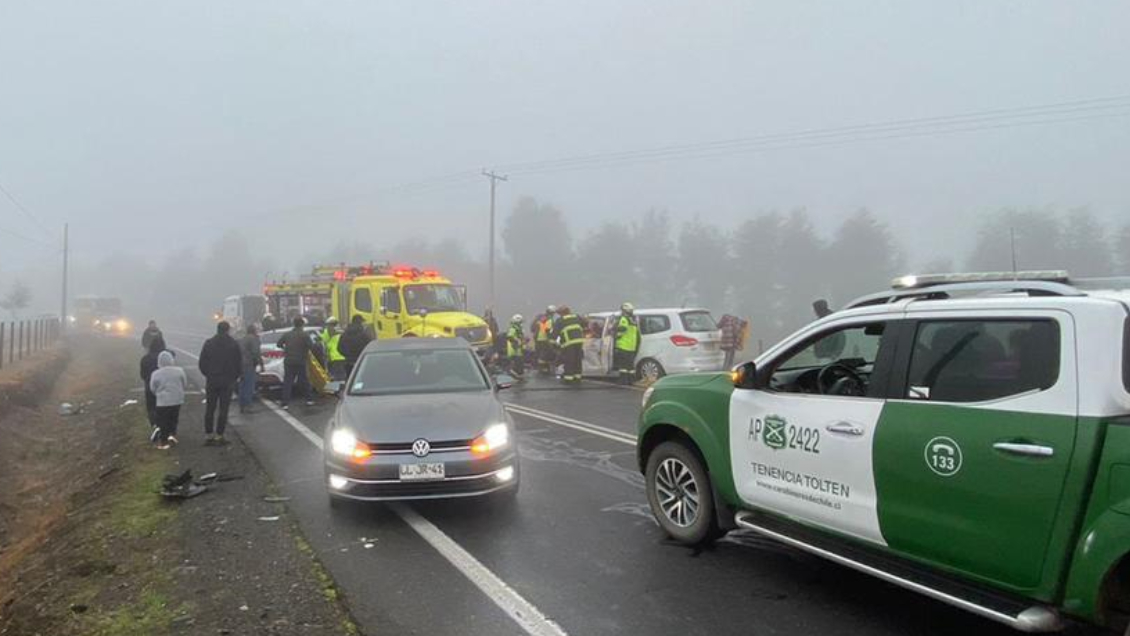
[872,313,1078,592]
[730,320,898,546]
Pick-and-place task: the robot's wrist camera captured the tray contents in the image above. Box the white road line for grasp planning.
[252,386,570,636]
[392,504,568,636]
[258,397,328,449]
[505,404,637,447]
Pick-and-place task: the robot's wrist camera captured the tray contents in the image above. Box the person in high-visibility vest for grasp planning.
[320,317,346,381]
[534,305,556,375]
[506,314,526,379]
[552,306,585,385]
[613,302,640,384]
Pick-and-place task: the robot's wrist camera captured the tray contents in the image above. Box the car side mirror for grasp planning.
[732,361,758,390]
[494,374,515,391]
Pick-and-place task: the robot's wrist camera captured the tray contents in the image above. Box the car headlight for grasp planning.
[330,429,371,460]
[471,423,509,456]
[642,386,655,408]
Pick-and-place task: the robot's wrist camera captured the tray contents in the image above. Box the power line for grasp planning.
[0,179,53,238]
[494,96,1130,176]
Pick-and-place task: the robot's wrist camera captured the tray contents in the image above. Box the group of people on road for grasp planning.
[139,319,265,449]
[484,302,641,386]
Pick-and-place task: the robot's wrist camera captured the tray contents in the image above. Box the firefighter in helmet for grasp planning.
[552,306,585,385]
[506,314,526,379]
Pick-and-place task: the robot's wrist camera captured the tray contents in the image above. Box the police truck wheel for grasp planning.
[645,441,718,545]
[637,359,665,383]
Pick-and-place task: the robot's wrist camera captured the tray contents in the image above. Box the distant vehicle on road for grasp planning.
[220,294,267,333]
[72,295,130,334]
[324,338,519,504]
[582,308,724,382]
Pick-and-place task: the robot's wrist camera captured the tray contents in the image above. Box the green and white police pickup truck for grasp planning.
[638,273,1130,633]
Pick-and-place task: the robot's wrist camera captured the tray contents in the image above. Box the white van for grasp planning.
[582,308,725,382]
[221,294,268,334]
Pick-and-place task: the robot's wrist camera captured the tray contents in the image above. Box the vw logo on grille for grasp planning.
[411,439,431,458]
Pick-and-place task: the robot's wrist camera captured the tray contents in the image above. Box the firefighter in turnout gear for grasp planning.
[613,302,640,384]
[553,306,584,385]
[320,317,346,381]
[535,306,556,375]
[506,314,526,379]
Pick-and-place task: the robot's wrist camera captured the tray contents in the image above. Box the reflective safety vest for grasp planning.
[507,324,525,357]
[615,314,640,352]
[321,328,345,362]
[557,315,584,348]
[536,318,551,343]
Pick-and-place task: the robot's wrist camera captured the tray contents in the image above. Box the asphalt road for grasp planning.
[165,330,1024,636]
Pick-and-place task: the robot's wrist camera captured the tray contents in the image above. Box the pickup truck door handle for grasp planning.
[825,422,865,436]
[992,442,1055,458]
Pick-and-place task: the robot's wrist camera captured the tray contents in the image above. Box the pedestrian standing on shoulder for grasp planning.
[238,324,264,414]
[338,315,373,378]
[140,334,168,439]
[198,321,242,445]
[141,320,162,351]
[277,316,314,409]
[149,350,187,450]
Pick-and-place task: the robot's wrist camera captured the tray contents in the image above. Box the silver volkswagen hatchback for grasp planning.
[324,337,519,504]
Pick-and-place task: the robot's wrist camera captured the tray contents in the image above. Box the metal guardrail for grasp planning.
[0,317,61,370]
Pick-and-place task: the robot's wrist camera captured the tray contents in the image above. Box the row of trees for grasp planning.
[72,199,1129,346]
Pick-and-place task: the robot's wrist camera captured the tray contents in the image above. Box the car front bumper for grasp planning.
[325,448,519,501]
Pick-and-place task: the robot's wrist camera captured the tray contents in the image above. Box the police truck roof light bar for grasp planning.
[891,270,1070,290]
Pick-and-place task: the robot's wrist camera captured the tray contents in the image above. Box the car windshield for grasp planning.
[349,348,488,396]
[403,284,464,314]
[680,311,717,332]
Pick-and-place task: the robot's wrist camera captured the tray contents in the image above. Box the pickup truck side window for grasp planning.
[905,319,1059,402]
[766,321,887,398]
[354,288,373,313]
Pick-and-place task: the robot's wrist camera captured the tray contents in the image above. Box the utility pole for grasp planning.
[60,222,69,335]
[482,170,508,311]
[1009,226,1018,277]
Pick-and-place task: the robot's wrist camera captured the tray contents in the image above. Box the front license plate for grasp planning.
[399,463,445,481]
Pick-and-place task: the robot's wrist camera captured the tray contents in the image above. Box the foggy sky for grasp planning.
[2,0,1129,306]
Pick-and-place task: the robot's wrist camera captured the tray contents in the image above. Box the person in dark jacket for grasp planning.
[197,321,243,445]
[140,335,170,436]
[238,324,264,414]
[337,315,373,378]
[276,316,314,409]
[141,320,162,351]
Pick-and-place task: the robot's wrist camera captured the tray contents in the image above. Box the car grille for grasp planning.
[455,326,489,344]
[368,439,470,455]
[347,475,500,498]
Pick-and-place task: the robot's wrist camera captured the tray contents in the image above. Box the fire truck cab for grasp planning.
[265,264,492,350]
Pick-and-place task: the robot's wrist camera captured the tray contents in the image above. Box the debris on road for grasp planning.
[119,399,138,407]
[160,469,209,499]
[257,516,280,522]
[263,496,291,503]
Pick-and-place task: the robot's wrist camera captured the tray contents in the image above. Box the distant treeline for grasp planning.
[82,199,1129,346]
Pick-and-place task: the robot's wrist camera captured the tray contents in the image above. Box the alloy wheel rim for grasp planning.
[655,457,699,528]
[641,361,661,382]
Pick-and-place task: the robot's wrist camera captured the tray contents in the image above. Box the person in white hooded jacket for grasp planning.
[149,350,188,450]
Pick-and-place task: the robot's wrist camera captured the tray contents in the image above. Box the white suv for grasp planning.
[582,308,725,382]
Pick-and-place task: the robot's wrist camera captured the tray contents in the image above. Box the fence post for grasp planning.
[0,322,4,370]
[7,322,12,365]
[34,320,39,352]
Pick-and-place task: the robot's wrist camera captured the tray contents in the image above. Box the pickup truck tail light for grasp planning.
[262,350,285,359]
[670,334,698,347]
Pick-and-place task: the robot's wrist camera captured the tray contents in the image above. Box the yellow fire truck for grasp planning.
[263,264,492,349]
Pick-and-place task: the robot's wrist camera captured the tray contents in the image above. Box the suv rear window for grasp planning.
[639,315,670,335]
[680,311,717,333]
[906,319,1060,403]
